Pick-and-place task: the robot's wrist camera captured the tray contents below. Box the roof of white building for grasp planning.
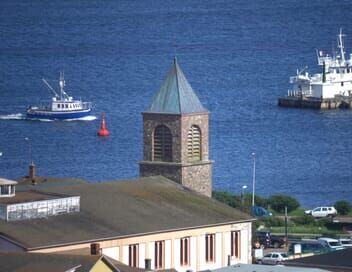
[0,178,17,185]
[0,176,253,250]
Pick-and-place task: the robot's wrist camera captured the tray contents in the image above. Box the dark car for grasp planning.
[254,231,286,248]
[251,206,272,217]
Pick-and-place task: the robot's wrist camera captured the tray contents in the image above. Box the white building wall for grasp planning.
[138,243,145,268]
[240,229,248,263]
[122,245,129,265]
[165,240,171,269]
[102,246,119,261]
[5,196,80,221]
[198,234,205,270]
[148,241,155,269]
[174,238,181,271]
[224,232,232,265]
[189,236,197,272]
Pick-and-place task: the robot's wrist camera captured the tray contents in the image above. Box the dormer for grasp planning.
[0,178,17,198]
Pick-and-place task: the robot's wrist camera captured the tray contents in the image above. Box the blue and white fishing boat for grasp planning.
[26,72,92,120]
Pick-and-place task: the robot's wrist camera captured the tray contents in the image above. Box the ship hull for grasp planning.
[26,109,92,120]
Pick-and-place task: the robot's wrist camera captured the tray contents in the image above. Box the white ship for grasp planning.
[289,29,352,99]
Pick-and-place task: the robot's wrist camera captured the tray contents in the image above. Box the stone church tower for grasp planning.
[139,57,213,197]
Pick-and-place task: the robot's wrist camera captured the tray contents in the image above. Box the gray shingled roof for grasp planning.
[146,57,207,114]
[0,252,104,272]
[0,176,253,250]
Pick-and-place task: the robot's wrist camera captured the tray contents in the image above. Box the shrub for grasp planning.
[334,200,351,215]
[212,191,239,208]
[268,194,300,213]
[291,215,316,226]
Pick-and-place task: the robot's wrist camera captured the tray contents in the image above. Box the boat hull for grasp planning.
[26,109,92,120]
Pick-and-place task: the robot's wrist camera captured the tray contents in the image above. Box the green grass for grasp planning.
[288,207,306,216]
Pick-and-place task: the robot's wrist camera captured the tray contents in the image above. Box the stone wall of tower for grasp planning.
[140,112,212,197]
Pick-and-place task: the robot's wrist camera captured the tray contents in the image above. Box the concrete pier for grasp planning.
[278,95,352,110]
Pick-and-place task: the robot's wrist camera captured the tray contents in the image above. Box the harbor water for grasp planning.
[0,0,352,207]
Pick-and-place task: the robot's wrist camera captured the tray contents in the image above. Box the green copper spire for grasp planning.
[146,58,207,114]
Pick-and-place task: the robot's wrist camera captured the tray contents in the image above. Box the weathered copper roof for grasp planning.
[146,57,207,114]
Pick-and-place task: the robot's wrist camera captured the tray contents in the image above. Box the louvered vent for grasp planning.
[154,125,172,161]
[187,125,201,161]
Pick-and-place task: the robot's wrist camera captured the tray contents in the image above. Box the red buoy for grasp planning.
[97,113,110,137]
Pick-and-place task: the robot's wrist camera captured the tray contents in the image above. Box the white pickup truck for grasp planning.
[304,206,337,218]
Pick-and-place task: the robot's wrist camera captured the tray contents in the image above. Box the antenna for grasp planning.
[337,28,346,63]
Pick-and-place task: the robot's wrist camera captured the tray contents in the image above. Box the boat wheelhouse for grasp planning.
[26,72,92,120]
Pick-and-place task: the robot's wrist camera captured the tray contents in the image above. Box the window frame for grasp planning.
[154,240,165,269]
[128,244,139,267]
[180,237,190,266]
[231,231,240,259]
[205,233,215,263]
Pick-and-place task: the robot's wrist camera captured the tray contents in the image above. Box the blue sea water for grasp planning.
[0,0,352,207]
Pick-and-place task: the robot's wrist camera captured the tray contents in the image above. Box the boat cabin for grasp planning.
[52,98,83,111]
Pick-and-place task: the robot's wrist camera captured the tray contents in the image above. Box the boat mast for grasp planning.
[337,28,346,64]
[59,71,70,100]
[59,71,65,100]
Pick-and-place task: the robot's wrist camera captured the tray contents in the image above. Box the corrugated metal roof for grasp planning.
[146,57,207,114]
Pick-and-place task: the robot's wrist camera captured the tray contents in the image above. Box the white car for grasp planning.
[318,237,344,250]
[257,252,288,265]
[304,206,337,218]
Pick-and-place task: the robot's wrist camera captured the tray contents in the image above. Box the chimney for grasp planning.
[29,161,36,183]
[90,243,101,255]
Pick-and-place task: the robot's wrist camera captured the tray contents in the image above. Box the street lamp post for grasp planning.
[24,137,32,163]
[25,137,36,182]
[241,185,247,207]
[251,152,256,207]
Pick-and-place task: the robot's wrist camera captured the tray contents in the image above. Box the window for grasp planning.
[58,104,60,108]
[154,241,164,269]
[129,244,139,267]
[153,125,172,161]
[187,125,201,161]
[180,237,190,266]
[231,231,240,258]
[205,234,215,263]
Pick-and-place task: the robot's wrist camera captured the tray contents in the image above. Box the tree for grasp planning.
[334,200,351,215]
[212,191,240,208]
[268,194,299,213]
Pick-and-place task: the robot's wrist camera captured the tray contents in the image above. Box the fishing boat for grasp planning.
[27,72,92,120]
[279,29,352,109]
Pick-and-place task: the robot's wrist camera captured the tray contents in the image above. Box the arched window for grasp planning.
[154,125,172,161]
[187,125,201,161]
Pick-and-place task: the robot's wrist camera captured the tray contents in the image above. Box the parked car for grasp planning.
[254,231,286,248]
[304,206,337,218]
[339,238,352,248]
[318,237,344,250]
[257,252,288,265]
[251,206,272,217]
